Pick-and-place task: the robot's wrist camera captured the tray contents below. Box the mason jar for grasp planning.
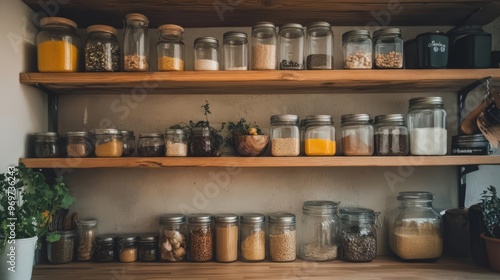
[85,25,120,72]
[279,23,304,70]
[373,28,404,69]
[389,191,443,261]
[47,230,76,264]
[66,131,93,158]
[194,37,219,70]
[270,114,300,156]
[298,201,340,261]
[223,31,248,70]
[138,233,158,262]
[121,130,136,157]
[341,114,374,156]
[268,213,296,262]
[188,214,214,262]
[117,235,138,263]
[123,13,149,71]
[94,129,124,157]
[157,24,185,71]
[137,133,165,157]
[215,214,239,263]
[94,234,117,263]
[240,213,266,262]
[159,214,187,262]
[37,17,80,72]
[306,22,334,70]
[35,132,60,158]
[165,129,188,157]
[373,114,409,156]
[304,115,336,156]
[190,127,219,156]
[407,97,447,155]
[76,219,98,261]
[252,22,277,70]
[342,30,372,69]
[340,208,379,262]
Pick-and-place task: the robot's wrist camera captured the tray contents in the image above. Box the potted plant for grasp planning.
[0,164,74,279]
[480,185,500,272]
[226,118,269,157]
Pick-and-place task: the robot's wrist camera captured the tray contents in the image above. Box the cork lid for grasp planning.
[40,17,77,29]
[125,13,149,23]
[87,24,118,36]
[158,24,184,36]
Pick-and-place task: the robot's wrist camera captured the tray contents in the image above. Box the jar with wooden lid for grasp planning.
[123,13,149,71]
[223,31,248,70]
[270,115,300,156]
[340,207,379,262]
[34,132,61,158]
[76,219,98,261]
[94,234,117,262]
[341,114,374,156]
[159,214,187,262]
[240,213,266,262]
[117,235,138,262]
[94,129,123,157]
[268,213,296,262]
[342,30,372,69]
[121,130,136,157]
[252,22,277,70]
[66,131,93,158]
[194,37,220,70]
[37,17,80,72]
[373,114,409,156]
[373,28,404,69]
[157,24,185,71]
[304,115,336,156]
[215,214,239,262]
[85,25,120,72]
[138,233,158,262]
[137,133,165,157]
[279,23,304,70]
[188,214,214,262]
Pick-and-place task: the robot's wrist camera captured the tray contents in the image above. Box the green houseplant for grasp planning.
[480,186,500,272]
[226,118,269,156]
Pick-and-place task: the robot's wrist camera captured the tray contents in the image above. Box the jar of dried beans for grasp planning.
[252,22,277,70]
[65,131,93,158]
[342,30,372,69]
[117,235,138,262]
[340,207,379,262]
[94,129,124,157]
[270,114,300,156]
[188,214,214,262]
[268,213,296,262]
[194,37,219,70]
[165,129,188,157]
[240,213,266,262]
[85,25,120,72]
[157,24,185,71]
[306,22,334,70]
[159,214,187,262]
[215,214,239,263]
[341,114,374,156]
[373,114,409,156]
[279,24,304,70]
[47,230,76,264]
[373,28,404,69]
[76,219,98,261]
[304,115,336,156]
[123,13,149,71]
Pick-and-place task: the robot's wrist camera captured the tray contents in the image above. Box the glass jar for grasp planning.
[159,214,187,262]
[252,22,277,70]
[189,127,220,157]
[223,31,248,70]
[373,28,404,69]
[342,30,372,69]
[268,213,296,262]
[138,233,158,262]
[279,23,304,70]
[188,214,214,262]
[304,115,336,156]
[341,114,374,156]
[389,191,443,261]
[194,37,219,70]
[117,235,138,263]
[76,219,98,261]
[123,13,149,71]
[137,133,165,157]
[121,130,136,157]
[94,129,124,157]
[94,234,117,263]
[165,129,188,157]
[66,131,93,158]
[47,230,76,264]
[35,132,60,158]
[298,201,340,261]
[37,17,80,72]
[215,214,239,263]
[157,24,185,71]
[84,25,120,72]
[407,97,447,155]
[270,114,300,156]
[373,114,409,156]
[306,22,334,70]
[340,208,378,262]
[299,119,307,156]
[240,213,266,262]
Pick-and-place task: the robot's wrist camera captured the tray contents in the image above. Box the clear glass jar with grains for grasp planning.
[252,22,277,70]
[270,114,300,156]
[165,129,188,156]
[76,219,98,261]
[94,129,123,157]
[340,208,379,262]
[343,30,372,69]
[157,24,185,71]
[35,132,60,158]
[215,214,239,263]
[306,22,334,70]
[240,213,266,262]
[373,114,409,156]
[123,13,149,71]
[268,213,296,262]
[188,214,214,262]
[373,28,404,69]
[118,235,138,262]
[194,37,219,70]
[85,25,120,72]
[66,131,93,158]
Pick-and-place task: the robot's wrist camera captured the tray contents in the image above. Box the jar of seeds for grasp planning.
[373,114,409,156]
[342,30,372,69]
[306,22,334,70]
[252,22,277,70]
[279,23,304,70]
[123,13,149,71]
[268,213,296,262]
[188,214,214,262]
[373,28,404,69]
[34,132,61,158]
[240,213,266,262]
[138,233,158,262]
[165,129,188,157]
[94,234,117,263]
[157,24,185,71]
[94,129,124,157]
[76,219,98,261]
[47,230,76,264]
[84,25,120,72]
[159,214,187,262]
[340,208,379,262]
[270,114,300,156]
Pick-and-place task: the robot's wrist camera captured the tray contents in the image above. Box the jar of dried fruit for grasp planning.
[84,25,120,72]
[159,214,187,262]
[240,213,266,262]
[65,131,93,158]
[342,30,372,69]
[157,24,185,71]
[123,13,149,71]
[270,115,300,157]
[94,129,123,157]
[188,214,214,262]
[117,235,138,262]
[340,207,379,262]
[373,28,404,69]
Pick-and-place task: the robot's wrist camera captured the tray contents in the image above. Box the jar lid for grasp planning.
[373,114,405,124]
[281,23,303,29]
[87,24,118,36]
[40,17,77,29]
[215,213,238,223]
[96,234,117,243]
[270,114,299,123]
[120,130,134,136]
[51,230,76,238]
[125,13,149,23]
[159,214,186,224]
[194,36,219,46]
[223,31,247,40]
[341,114,371,123]
[165,129,185,135]
[66,131,90,138]
[452,134,489,144]
[373,27,401,38]
[307,22,331,29]
[139,133,164,138]
[94,128,121,135]
[137,233,158,242]
[268,212,295,224]
[417,31,448,38]
[117,234,137,243]
[303,200,339,212]
[188,213,213,223]
[158,24,184,35]
[339,207,375,219]
[252,21,275,29]
[342,30,370,41]
[304,115,333,123]
[78,219,98,226]
[240,213,265,223]
[409,97,444,106]
[397,191,434,201]
[35,132,58,139]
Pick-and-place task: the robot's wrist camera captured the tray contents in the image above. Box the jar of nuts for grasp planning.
[159,214,187,262]
[342,30,373,69]
[373,28,404,69]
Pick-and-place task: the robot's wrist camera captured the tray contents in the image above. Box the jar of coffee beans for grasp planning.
[340,207,378,262]
[85,25,120,72]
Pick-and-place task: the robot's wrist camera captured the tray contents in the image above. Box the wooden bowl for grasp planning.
[232,135,269,157]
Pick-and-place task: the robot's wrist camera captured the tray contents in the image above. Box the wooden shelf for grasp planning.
[19,69,500,95]
[19,156,500,169]
[21,0,500,28]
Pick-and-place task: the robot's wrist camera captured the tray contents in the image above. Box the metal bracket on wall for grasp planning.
[38,84,58,132]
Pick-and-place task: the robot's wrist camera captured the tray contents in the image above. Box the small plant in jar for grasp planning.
[226,118,269,156]
[480,186,500,272]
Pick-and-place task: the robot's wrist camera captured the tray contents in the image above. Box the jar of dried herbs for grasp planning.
[66,131,93,158]
[138,233,158,262]
[118,235,138,262]
[85,25,120,72]
[47,230,76,264]
[35,132,61,158]
[94,234,117,262]
[76,219,98,261]
[340,207,379,262]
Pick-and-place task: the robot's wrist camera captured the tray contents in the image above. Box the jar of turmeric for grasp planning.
[37,17,80,72]
[94,129,124,157]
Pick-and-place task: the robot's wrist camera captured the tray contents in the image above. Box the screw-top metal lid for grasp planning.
[373,114,405,124]
[397,191,434,201]
[409,97,444,107]
[159,214,186,224]
[223,31,247,40]
[66,131,90,138]
[78,219,98,226]
[304,115,333,124]
[40,17,77,29]
[215,213,238,223]
[373,27,401,38]
[125,13,149,24]
[342,30,370,41]
[120,130,134,136]
[165,129,185,135]
[194,36,219,46]
[94,129,121,135]
[139,133,164,138]
[240,213,265,223]
[117,234,137,243]
[188,213,214,223]
[191,126,211,136]
[35,132,58,139]
[51,230,76,238]
[270,114,299,124]
[96,234,117,243]
[341,114,371,123]
[252,21,275,30]
[452,134,489,143]
[303,200,339,213]
[268,212,296,224]
[158,24,184,36]
[137,233,158,242]
[339,207,375,219]
[307,22,331,29]
[281,23,304,29]
[87,24,118,36]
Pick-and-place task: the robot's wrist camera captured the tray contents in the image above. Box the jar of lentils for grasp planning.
[373,28,404,69]
[240,213,266,262]
[252,22,277,70]
[342,30,372,69]
[84,25,120,72]
[340,207,378,262]
[270,114,300,156]
[159,214,187,262]
[35,132,61,158]
[94,234,117,263]
[188,214,214,262]
[157,24,185,71]
[373,114,409,156]
[268,213,296,262]
[94,129,123,157]
[341,114,374,156]
[138,233,158,262]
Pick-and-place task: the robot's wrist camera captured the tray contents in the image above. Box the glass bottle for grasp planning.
[407,97,447,155]
[47,230,76,264]
[189,127,219,157]
[373,114,409,156]
[137,133,165,157]
[66,131,93,158]
[165,129,188,156]
[304,115,336,156]
[342,30,372,69]
[215,214,239,263]
[341,114,374,156]
[117,235,138,262]
[340,208,379,262]
[84,25,120,72]
[240,213,266,262]
[252,22,277,70]
[34,132,60,158]
[37,17,80,72]
[94,129,124,157]
[373,28,404,69]
[94,234,117,263]
[121,130,136,157]
[123,13,149,71]
[279,23,304,70]
[298,201,340,261]
[159,214,187,262]
[306,22,334,70]
[389,191,443,261]
[76,219,98,261]
[188,214,214,262]
[270,114,300,156]
[138,233,158,262]
[157,24,185,71]
[194,37,219,70]
[268,213,296,262]
[223,31,248,70]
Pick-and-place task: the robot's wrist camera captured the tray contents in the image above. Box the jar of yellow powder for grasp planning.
[37,17,80,72]
[94,129,124,157]
[304,115,336,156]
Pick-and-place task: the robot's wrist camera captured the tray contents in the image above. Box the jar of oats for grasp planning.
[342,30,372,69]
[268,213,296,262]
[270,114,300,156]
[373,28,404,69]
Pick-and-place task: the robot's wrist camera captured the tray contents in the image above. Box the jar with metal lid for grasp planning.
[189,127,220,157]
[298,201,340,261]
[451,134,493,155]
[159,214,187,262]
[373,114,409,156]
[194,37,219,70]
[34,132,61,158]
[76,219,98,261]
[373,28,404,69]
[279,23,304,70]
[252,22,277,70]
[37,17,80,72]
[389,191,443,261]
[341,114,374,156]
[94,129,124,157]
[215,214,239,262]
[407,97,447,155]
[270,114,300,156]
[223,31,248,70]
[165,129,188,156]
[268,213,296,262]
[188,214,214,262]
[66,131,93,158]
[340,208,379,262]
[306,22,333,70]
[342,30,372,69]
[84,25,120,72]
[94,234,117,262]
[121,130,136,157]
[47,230,76,264]
[240,213,266,262]
[117,235,138,262]
[157,24,185,71]
[123,13,149,71]
[138,233,158,262]
[304,115,336,156]
[137,133,165,157]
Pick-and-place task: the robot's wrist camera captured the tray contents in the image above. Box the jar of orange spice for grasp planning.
[94,129,124,157]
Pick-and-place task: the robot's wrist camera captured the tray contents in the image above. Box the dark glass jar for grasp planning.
[138,233,158,262]
[47,230,76,264]
[137,133,165,157]
[121,130,136,157]
[448,25,492,68]
[340,208,378,262]
[94,234,117,263]
[373,114,409,156]
[85,25,120,72]
[451,134,493,155]
[189,127,220,157]
[35,132,60,158]
[117,235,138,263]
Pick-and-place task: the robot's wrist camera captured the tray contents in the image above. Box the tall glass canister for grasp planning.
[123,13,149,71]
[159,214,187,262]
[76,219,98,261]
[223,31,248,70]
[306,22,334,70]
[279,23,304,70]
[252,22,277,70]
[188,214,214,262]
[194,37,219,70]
[157,24,185,71]
[215,214,239,263]
[240,213,266,262]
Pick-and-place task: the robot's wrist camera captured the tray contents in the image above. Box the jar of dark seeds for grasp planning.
[35,132,60,158]
[340,207,379,262]
[137,133,165,157]
[47,230,76,264]
[94,234,117,263]
[189,127,220,157]
[278,23,304,70]
[373,28,404,69]
[188,214,214,262]
[373,114,409,156]
[85,25,120,72]
[138,233,158,262]
[306,22,333,70]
